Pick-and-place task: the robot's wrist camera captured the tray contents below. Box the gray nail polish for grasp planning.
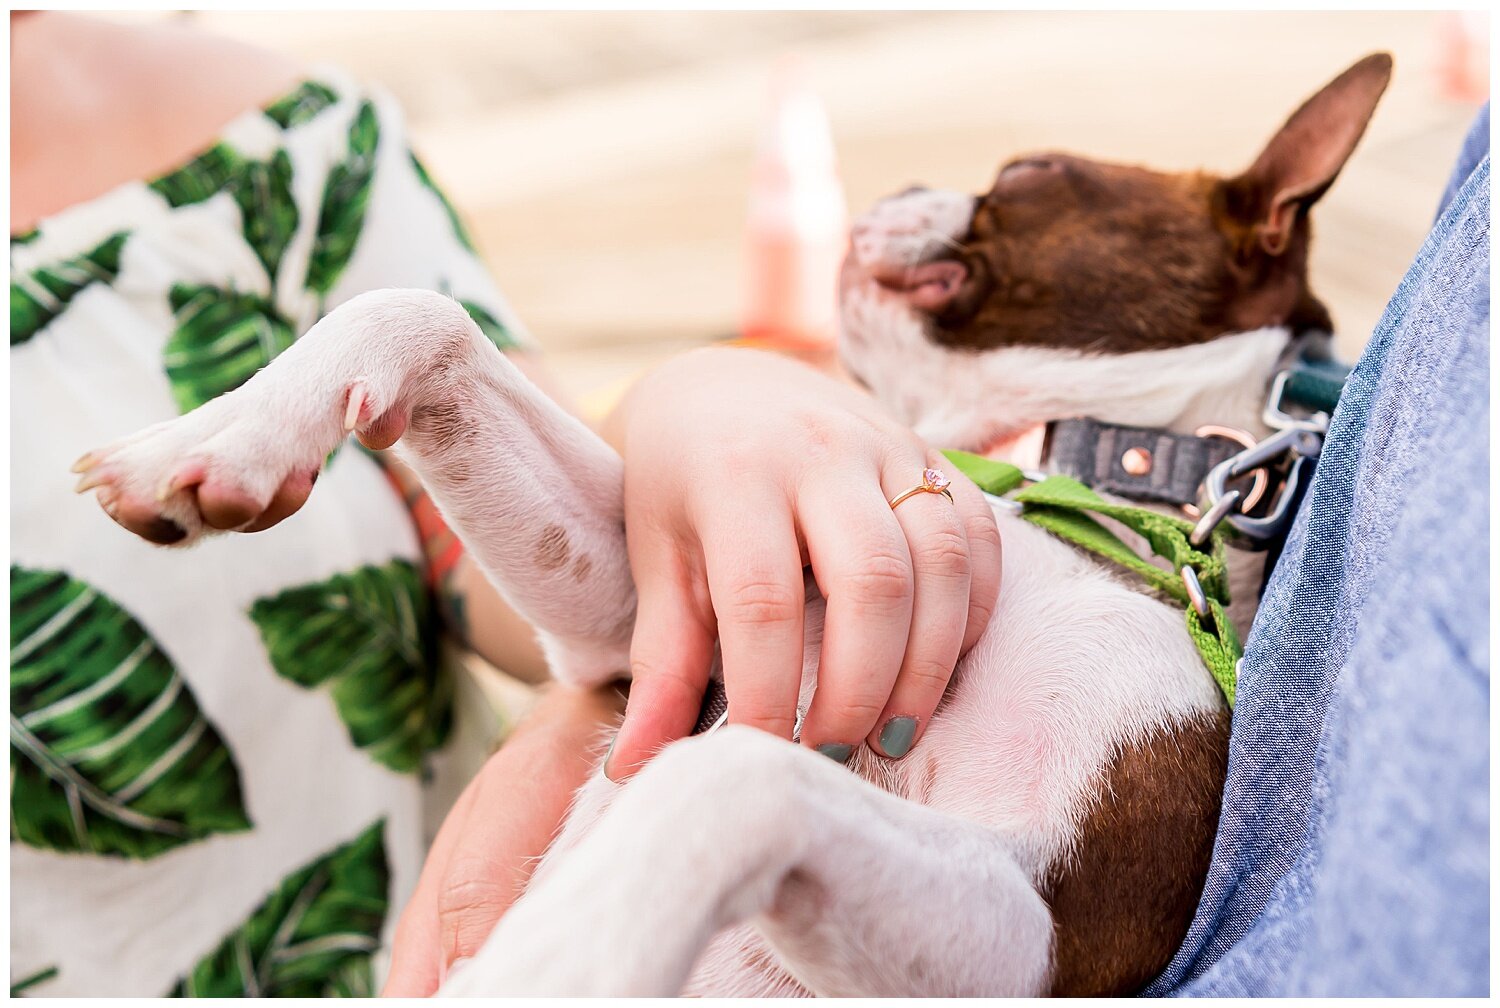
[878,716,918,758]
[815,742,855,765]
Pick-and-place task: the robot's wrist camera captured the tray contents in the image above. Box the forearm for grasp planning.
[435,680,625,955]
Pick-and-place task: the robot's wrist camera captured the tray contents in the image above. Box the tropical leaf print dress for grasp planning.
[10,69,529,997]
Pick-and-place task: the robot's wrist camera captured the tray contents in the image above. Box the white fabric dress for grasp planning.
[10,67,529,997]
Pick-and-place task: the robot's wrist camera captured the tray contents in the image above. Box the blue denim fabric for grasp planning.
[1147,108,1490,997]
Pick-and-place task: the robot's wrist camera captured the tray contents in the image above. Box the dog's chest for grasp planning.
[549,509,1225,995]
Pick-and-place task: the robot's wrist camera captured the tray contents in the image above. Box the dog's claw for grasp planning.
[70,452,100,474]
[344,380,368,432]
[74,472,109,494]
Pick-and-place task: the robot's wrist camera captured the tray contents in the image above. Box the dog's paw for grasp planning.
[73,376,403,546]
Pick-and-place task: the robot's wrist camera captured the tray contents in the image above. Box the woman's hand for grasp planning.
[602,346,1001,777]
[382,683,624,997]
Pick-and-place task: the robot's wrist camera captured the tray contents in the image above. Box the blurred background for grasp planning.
[117,10,1487,412]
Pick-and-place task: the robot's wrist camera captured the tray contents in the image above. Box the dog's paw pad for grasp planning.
[76,394,340,547]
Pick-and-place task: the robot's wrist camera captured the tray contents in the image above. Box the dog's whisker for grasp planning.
[919,230,967,257]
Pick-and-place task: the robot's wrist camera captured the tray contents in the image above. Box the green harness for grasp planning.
[939,350,1350,709]
[941,449,1243,706]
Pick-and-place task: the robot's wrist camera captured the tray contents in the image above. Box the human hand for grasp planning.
[603,346,1001,778]
[381,683,624,996]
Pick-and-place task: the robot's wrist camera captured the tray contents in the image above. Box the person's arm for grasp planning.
[382,681,625,997]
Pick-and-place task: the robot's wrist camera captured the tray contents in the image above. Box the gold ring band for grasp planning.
[889,467,955,510]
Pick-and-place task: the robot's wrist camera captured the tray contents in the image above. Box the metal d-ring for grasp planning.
[1195,425,1269,513]
[1181,566,1211,619]
[1190,489,1242,548]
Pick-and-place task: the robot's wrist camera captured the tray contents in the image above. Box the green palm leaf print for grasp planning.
[306,101,380,296]
[410,152,477,253]
[460,299,521,352]
[10,566,250,859]
[10,966,59,996]
[170,820,389,997]
[249,560,451,774]
[164,282,296,413]
[149,143,247,209]
[264,81,340,131]
[11,232,128,346]
[151,142,297,287]
[231,150,299,286]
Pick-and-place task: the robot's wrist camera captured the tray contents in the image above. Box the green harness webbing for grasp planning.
[942,449,1242,706]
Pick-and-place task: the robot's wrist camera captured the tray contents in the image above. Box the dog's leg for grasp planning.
[75,289,634,685]
[442,726,1054,997]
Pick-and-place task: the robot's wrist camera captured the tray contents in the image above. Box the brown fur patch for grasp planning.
[925,55,1393,356]
[931,156,1326,354]
[409,401,473,454]
[1044,708,1230,996]
[571,552,593,583]
[740,943,778,974]
[535,524,571,571]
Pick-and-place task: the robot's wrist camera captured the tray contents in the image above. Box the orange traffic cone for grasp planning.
[739,56,848,364]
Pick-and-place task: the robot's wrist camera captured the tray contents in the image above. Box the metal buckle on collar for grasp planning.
[1196,370,1330,549]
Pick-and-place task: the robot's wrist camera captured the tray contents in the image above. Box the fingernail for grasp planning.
[815,742,854,765]
[877,717,918,759]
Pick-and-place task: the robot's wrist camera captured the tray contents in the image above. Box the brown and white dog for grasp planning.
[76,54,1391,996]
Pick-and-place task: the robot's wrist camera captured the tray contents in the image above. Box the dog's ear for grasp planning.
[1221,53,1393,258]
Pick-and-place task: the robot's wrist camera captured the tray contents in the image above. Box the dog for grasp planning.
[74,53,1391,996]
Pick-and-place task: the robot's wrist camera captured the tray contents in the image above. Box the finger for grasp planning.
[382,770,484,996]
[606,569,716,781]
[868,459,972,760]
[946,459,1003,654]
[701,491,805,739]
[796,473,914,761]
[241,469,318,533]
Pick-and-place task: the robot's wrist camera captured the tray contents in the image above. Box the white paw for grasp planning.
[73,373,392,546]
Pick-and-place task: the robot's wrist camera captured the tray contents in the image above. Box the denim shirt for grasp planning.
[1149,106,1490,996]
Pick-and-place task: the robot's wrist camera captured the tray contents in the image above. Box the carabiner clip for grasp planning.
[1200,424,1325,548]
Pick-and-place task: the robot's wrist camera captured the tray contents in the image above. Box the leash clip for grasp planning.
[1197,370,1329,549]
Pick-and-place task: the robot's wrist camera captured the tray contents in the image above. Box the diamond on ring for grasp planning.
[890,468,956,510]
[923,468,952,492]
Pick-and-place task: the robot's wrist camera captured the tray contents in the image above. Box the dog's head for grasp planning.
[840,53,1392,452]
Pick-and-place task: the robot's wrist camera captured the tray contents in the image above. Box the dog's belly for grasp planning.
[539,510,1227,995]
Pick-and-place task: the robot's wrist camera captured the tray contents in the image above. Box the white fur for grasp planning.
[841,187,1286,449]
[82,290,634,686]
[88,262,1264,994]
